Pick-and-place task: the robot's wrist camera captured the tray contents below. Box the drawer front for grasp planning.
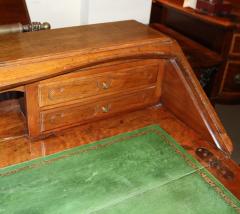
[41,87,157,132]
[230,34,240,56]
[222,61,240,93]
[39,61,160,107]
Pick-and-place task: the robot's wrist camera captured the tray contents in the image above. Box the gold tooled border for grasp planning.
[150,129,240,213]
[0,128,239,213]
[0,130,150,177]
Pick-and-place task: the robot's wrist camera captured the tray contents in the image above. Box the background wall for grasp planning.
[87,0,152,25]
[25,0,152,29]
[26,0,83,28]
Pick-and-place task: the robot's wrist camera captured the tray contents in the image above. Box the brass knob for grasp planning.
[234,73,240,85]
[22,22,51,32]
[42,22,51,30]
[101,105,110,113]
[102,82,110,90]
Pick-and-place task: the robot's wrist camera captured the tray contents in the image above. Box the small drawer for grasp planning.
[40,87,158,132]
[222,61,240,92]
[38,60,160,107]
[230,34,240,56]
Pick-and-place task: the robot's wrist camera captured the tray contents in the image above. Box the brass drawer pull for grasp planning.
[102,82,110,90]
[101,105,111,113]
[97,80,111,90]
[234,74,240,85]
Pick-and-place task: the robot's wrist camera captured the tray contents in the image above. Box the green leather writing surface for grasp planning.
[0,125,239,213]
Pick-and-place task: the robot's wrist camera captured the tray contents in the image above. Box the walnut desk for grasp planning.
[0,21,239,200]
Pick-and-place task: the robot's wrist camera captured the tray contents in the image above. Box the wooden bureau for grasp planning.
[0,20,239,201]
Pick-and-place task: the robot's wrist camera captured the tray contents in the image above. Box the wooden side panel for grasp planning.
[162,61,212,141]
[161,58,233,154]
